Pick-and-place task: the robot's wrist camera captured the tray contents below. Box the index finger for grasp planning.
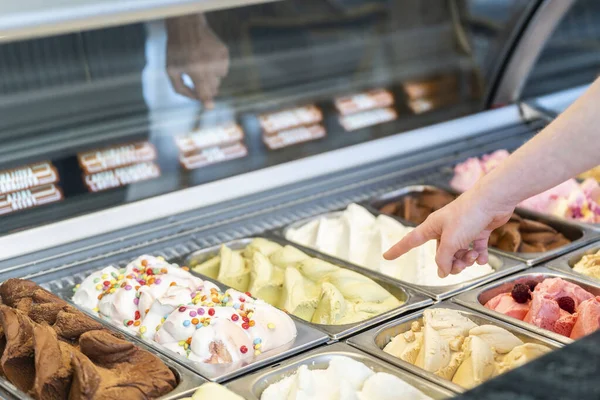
[383,222,436,260]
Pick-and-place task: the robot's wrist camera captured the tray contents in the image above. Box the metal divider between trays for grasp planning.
[453,265,600,345]
[272,204,528,301]
[184,234,434,341]
[346,300,563,394]
[365,183,600,266]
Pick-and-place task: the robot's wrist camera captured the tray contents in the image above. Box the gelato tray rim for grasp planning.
[278,207,527,301]
[453,266,600,345]
[33,263,329,384]
[546,241,600,282]
[225,341,455,400]
[366,184,600,266]
[184,236,434,340]
[0,287,209,400]
[346,301,563,394]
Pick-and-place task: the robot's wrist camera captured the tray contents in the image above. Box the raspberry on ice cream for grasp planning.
[511,284,531,304]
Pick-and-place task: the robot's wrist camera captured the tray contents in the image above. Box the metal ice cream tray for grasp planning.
[453,266,600,344]
[368,184,600,266]
[185,236,433,340]
[346,301,563,393]
[0,306,208,400]
[546,241,600,282]
[278,207,527,301]
[32,262,329,383]
[226,341,455,399]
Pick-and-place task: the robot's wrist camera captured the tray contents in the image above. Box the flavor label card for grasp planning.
[259,105,322,135]
[403,74,458,100]
[408,98,435,114]
[263,124,326,150]
[179,142,248,170]
[175,123,244,154]
[339,107,398,131]
[408,94,457,114]
[0,161,59,195]
[84,162,161,192]
[78,142,157,174]
[334,89,394,115]
[0,184,63,215]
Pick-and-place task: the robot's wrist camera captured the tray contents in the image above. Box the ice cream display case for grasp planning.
[1,0,600,399]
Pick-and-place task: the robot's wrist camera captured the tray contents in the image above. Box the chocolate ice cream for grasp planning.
[379,189,455,225]
[379,189,572,253]
[0,278,177,399]
[489,214,571,253]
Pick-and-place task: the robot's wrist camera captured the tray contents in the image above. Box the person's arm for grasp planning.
[165,14,230,108]
[384,78,600,277]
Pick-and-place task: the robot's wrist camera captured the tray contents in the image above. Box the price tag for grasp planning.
[78,142,157,174]
[0,162,58,195]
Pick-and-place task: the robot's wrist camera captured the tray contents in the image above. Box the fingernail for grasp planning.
[467,251,478,262]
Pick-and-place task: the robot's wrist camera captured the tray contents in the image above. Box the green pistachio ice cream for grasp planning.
[192,238,402,325]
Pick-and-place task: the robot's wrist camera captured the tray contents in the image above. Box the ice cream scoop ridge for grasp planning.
[286,203,494,286]
[451,150,600,222]
[260,355,432,399]
[383,308,552,389]
[73,255,297,364]
[484,277,600,339]
[191,238,402,325]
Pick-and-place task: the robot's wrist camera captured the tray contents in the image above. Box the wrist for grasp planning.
[466,177,517,216]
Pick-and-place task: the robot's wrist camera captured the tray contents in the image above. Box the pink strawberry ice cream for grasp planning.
[451,151,600,223]
[484,277,600,339]
[484,292,530,320]
[570,296,600,339]
[449,150,509,192]
[524,294,578,337]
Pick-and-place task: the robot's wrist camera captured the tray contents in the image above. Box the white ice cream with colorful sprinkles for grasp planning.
[73,255,297,364]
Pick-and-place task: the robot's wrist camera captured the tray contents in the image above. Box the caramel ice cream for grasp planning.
[573,250,600,280]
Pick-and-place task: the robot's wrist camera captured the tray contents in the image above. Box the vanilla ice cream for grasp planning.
[180,383,243,400]
[261,356,432,399]
[286,203,494,286]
